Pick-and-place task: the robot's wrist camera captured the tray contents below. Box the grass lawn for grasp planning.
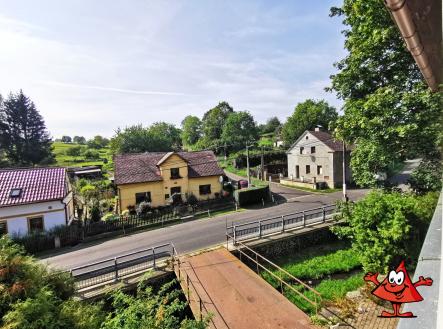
[52,142,113,169]
[260,241,364,315]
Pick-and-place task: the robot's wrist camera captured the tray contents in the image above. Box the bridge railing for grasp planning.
[70,243,176,290]
[226,204,337,242]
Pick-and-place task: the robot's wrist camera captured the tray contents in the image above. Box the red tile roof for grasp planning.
[114,151,225,185]
[0,167,67,207]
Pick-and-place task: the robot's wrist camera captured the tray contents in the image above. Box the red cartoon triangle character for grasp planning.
[364,261,433,317]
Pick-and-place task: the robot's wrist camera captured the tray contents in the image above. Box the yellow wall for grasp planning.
[117,154,223,213]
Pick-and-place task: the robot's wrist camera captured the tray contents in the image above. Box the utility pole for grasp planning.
[246,143,251,186]
[224,142,227,161]
[261,146,265,181]
[342,141,348,202]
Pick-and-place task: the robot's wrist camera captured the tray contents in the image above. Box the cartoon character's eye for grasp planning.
[388,270,396,284]
[396,271,404,285]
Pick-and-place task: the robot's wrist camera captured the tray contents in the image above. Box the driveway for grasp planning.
[41,188,368,270]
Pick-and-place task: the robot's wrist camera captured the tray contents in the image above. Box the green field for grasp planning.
[52,142,113,170]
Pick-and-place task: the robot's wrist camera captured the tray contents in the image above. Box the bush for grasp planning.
[90,201,101,222]
[234,185,270,206]
[102,213,119,222]
[332,190,439,273]
[186,193,198,206]
[65,145,84,156]
[136,201,151,216]
[82,148,100,160]
[408,159,442,194]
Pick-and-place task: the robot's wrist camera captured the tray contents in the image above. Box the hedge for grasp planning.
[234,186,270,206]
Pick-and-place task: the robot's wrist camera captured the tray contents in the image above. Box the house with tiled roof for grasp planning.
[114,151,225,212]
[283,127,352,189]
[0,167,74,236]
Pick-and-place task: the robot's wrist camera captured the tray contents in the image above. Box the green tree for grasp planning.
[73,136,86,144]
[0,90,54,166]
[201,101,234,147]
[221,111,259,152]
[61,136,72,143]
[332,190,438,273]
[259,117,281,135]
[87,135,109,149]
[408,160,443,194]
[329,0,441,186]
[110,123,181,154]
[281,99,338,145]
[65,145,84,156]
[181,115,202,149]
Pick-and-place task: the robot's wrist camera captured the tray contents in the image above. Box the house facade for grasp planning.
[114,151,224,212]
[0,167,74,236]
[285,128,352,189]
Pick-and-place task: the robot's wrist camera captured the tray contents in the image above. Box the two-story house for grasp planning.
[114,151,225,212]
[283,128,352,189]
[0,167,74,236]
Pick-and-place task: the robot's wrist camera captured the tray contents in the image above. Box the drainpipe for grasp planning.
[384,0,439,91]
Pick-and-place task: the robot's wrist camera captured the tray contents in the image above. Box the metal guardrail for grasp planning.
[70,243,176,290]
[226,204,336,242]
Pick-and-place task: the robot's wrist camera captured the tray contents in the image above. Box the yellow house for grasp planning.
[114,151,225,213]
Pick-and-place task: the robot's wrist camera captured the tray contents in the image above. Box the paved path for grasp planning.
[41,188,368,270]
[389,158,421,191]
[177,248,316,329]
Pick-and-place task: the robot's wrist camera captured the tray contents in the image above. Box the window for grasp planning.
[199,184,211,195]
[170,168,181,179]
[135,192,151,204]
[311,146,316,154]
[295,165,300,178]
[28,217,44,233]
[170,186,181,195]
[165,194,170,200]
[317,165,323,175]
[10,188,22,197]
[305,136,308,140]
[300,147,304,155]
[0,221,7,235]
[306,165,310,174]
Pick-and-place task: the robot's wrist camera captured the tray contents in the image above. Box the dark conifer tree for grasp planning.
[0,90,54,166]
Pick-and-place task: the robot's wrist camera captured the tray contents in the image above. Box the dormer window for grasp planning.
[10,188,22,198]
[170,168,181,179]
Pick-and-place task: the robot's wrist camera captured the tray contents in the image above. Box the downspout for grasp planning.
[384,0,439,91]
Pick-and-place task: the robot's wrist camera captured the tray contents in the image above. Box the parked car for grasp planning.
[238,180,249,189]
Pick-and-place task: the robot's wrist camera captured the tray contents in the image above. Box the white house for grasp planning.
[283,127,352,189]
[0,167,74,236]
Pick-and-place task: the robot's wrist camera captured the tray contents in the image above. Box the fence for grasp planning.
[70,243,176,290]
[226,204,336,243]
[15,198,236,254]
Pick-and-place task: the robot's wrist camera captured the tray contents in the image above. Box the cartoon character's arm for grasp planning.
[414,276,433,287]
[364,272,380,286]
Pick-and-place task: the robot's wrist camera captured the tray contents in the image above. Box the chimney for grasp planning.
[314,125,323,132]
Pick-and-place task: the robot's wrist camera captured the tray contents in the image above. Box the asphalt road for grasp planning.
[41,187,368,270]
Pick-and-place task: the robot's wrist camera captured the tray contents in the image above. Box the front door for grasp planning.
[170,186,182,205]
[295,165,300,179]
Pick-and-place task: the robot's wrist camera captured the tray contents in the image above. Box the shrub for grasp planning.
[90,201,101,222]
[408,159,442,194]
[136,201,151,216]
[65,145,84,156]
[102,213,119,222]
[332,190,439,273]
[186,193,198,206]
[82,148,100,160]
[234,185,270,206]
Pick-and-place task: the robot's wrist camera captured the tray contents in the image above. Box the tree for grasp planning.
[329,0,441,186]
[110,123,181,154]
[332,190,438,273]
[260,117,281,135]
[181,115,202,149]
[61,136,72,143]
[73,136,86,144]
[221,111,259,151]
[65,145,84,156]
[408,160,443,194]
[87,135,109,149]
[201,101,234,147]
[281,99,338,146]
[0,90,54,166]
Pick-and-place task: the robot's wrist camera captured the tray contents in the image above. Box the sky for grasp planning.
[0,0,346,139]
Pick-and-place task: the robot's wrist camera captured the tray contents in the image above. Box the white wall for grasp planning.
[0,201,67,236]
